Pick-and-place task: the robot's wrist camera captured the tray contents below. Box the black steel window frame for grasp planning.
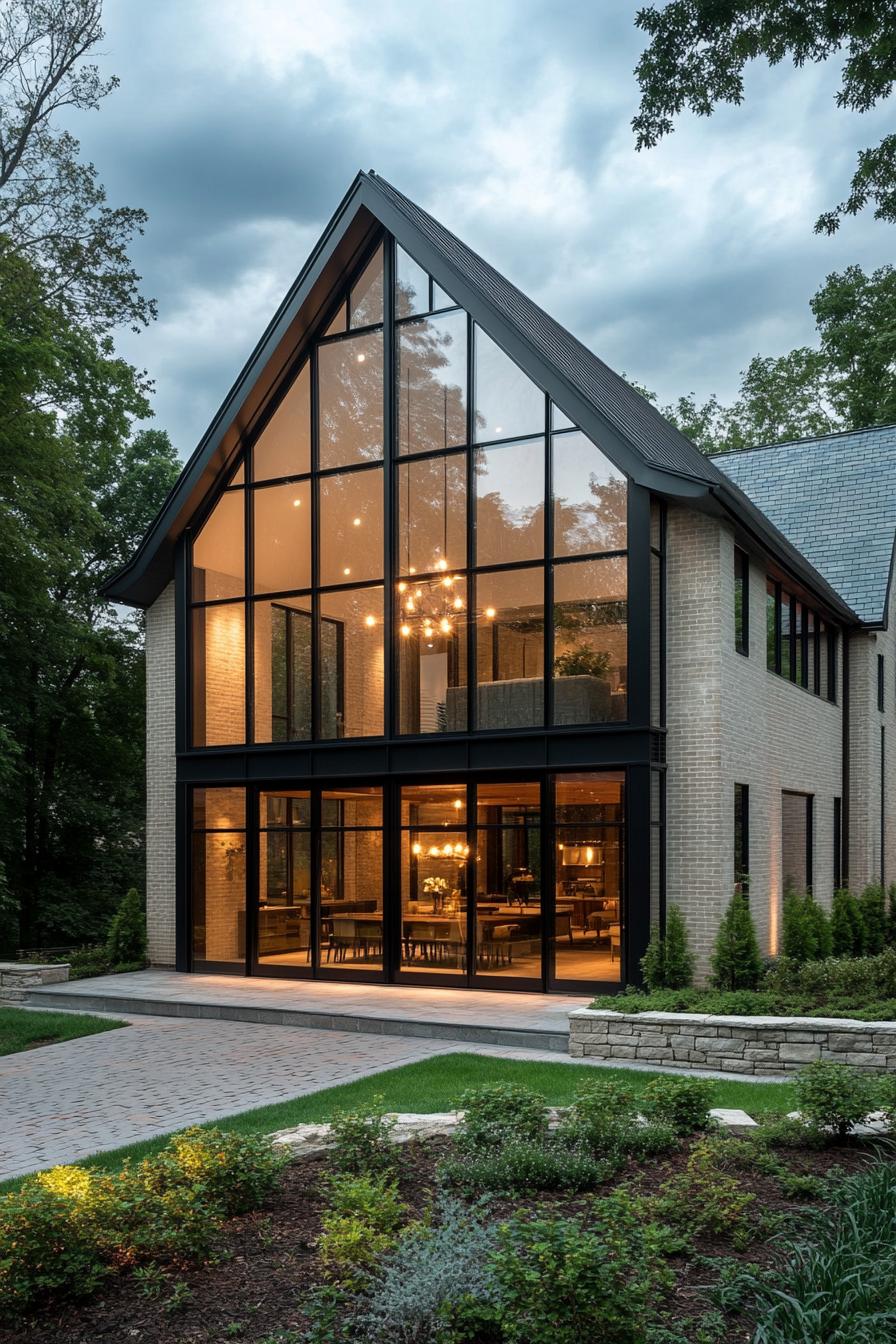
[879,653,885,713]
[833,796,842,891]
[734,782,749,893]
[765,574,838,703]
[185,770,634,994]
[734,546,749,656]
[186,230,638,752]
[806,794,814,891]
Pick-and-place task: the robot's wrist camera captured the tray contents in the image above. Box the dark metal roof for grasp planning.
[715,425,896,624]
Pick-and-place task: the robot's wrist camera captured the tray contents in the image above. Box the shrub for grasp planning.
[141,1126,287,1217]
[440,1138,613,1195]
[654,1140,756,1248]
[0,1174,109,1316]
[887,884,896,947]
[640,1076,714,1135]
[859,882,887,955]
[454,1083,548,1152]
[711,893,762,990]
[356,1197,501,1344]
[782,885,811,962]
[793,1060,878,1139]
[327,1098,396,1175]
[489,1197,672,1344]
[831,888,866,958]
[317,1172,405,1286]
[641,906,694,990]
[105,887,147,966]
[805,896,833,960]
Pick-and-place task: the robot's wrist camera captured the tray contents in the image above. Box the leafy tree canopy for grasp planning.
[632,262,896,453]
[633,1,896,233]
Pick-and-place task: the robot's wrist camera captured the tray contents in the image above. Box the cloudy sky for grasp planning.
[78,0,895,458]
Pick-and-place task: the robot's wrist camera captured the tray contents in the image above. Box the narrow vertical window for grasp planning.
[734,783,749,896]
[833,797,842,890]
[766,579,778,673]
[734,547,748,655]
[878,653,885,713]
[827,629,837,703]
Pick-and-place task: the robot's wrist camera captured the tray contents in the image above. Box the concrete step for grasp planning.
[23,985,571,1053]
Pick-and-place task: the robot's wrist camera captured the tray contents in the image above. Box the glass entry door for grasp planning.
[472,782,542,986]
[399,784,470,979]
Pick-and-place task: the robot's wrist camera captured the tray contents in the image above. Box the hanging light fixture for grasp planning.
[397,450,465,642]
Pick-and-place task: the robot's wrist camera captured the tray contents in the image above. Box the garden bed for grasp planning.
[4,1066,896,1344]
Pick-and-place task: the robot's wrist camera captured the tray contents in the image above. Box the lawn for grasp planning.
[39,1051,795,1181]
[0,1006,123,1057]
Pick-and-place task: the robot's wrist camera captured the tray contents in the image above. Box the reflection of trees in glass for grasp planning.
[398,311,467,455]
[475,441,546,565]
[553,470,627,557]
[318,331,384,468]
[397,453,467,574]
[349,246,383,328]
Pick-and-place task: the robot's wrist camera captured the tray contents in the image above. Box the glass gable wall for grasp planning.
[186,232,640,992]
[189,235,629,747]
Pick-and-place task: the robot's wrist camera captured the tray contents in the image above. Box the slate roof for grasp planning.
[714,425,896,624]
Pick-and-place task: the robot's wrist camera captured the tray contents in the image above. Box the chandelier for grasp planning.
[411,839,471,859]
[398,563,466,645]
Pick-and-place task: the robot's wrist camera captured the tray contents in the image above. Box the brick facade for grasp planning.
[145,583,177,966]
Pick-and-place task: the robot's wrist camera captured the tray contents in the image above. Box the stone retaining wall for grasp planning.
[569,1008,896,1074]
[0,962,70,1003]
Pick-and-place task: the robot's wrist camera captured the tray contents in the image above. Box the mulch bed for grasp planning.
[0,1137,879,1344]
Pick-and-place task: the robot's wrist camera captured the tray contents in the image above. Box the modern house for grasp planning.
[105,172,896,993]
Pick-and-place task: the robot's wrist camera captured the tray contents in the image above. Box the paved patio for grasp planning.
[26,969,589,1050]
[2,1010,593,1181]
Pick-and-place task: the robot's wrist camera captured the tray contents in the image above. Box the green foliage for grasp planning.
[552,645,610,678]
[355,1197,501,1344]
[633,4,896,236]
[782,888,833,964]
[640,1076,714,1136]
[886,884,896,947]
[641,905,694,990]
[489,1197,672,1344]
[326,1098,396,1176]
[831,889,866,958]
[859,883,887,955]
[653,1140,756,1248]
[439,1137,614,1196]
[736,1159,896,1342]
[105,887,147,966]
[454,1083,549,1152]
[316,1173,405,1287]
[710,893,762,990]
[0,1127,286,1317]
[793,1060,878,1140]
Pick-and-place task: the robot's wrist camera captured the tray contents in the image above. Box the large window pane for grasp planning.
[258,793,311,970]
[253,597,312,743]
[397,310,467,455]
[397,453,466,576]
[318,330,384,469]
[191,787,246,971]
[349,244,384,328]
[474,439,545,566]
[252,363,311,481]
[554,772,624,985]
[322,787,383,828]
[320,787,383,974]
[319,467,383,586]
[395,245,429,318]
[191,490,244,601]
[398,576,467,734]
[253,481,311,594]
[400,781,469,975]
[401,783,467,826]
[553,557,627,724]
[474,795,541,981]
[552,431,627,557]
[475,567,545,729]
[474,327,544,443]
[319,587,384,738]
[191,603,245,746]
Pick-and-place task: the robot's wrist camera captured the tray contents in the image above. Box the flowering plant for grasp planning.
[423,876,449,895]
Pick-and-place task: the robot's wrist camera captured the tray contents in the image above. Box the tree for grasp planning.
[640,904,694,990]
[106,887,147,965]
[0,244,180,951]
[0,0,153,332]
[811,264,896,427]
[710,892,762,990]
[633,2,896,234]
[831,888,865,958]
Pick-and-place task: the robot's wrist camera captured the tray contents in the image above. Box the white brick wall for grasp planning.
[666,506,844,978]
[146,583,177,966]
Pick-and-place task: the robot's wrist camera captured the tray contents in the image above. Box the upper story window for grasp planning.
[765,576,837,703]
[189,236,629,747]
[734,547,748,655]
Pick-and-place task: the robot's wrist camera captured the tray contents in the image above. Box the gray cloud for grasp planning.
[72,0,896,456]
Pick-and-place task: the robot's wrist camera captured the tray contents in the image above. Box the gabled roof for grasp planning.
[102,170,859,621]
[715,425,896,625]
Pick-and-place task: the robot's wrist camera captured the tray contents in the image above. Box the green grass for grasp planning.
[0,1051,795,1190]
[0,1005,124,1057]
